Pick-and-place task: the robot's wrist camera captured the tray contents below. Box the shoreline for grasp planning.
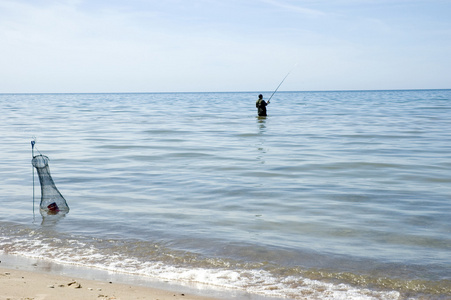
[0,267,217,300]
[0,253,256,300]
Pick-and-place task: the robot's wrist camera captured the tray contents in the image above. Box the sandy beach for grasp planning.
[0,266,220,300]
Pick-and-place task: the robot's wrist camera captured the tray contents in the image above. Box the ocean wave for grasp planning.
[1,226,449,299]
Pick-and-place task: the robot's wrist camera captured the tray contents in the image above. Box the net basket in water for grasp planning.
[32,154,69,214]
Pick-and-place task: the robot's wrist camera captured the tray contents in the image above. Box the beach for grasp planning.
[0,265,219,300]
[1,91,450,299]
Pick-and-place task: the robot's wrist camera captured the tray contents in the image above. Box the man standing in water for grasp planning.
[256,94,269,117]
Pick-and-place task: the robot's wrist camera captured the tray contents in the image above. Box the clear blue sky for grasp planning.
[1,0,450,93]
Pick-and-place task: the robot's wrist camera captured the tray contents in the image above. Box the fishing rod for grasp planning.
[267,63,298,103]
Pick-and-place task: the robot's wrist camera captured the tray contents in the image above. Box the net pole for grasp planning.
[31,139,35,219]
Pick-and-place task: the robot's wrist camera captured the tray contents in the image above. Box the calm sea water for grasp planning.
[1,90,450,299]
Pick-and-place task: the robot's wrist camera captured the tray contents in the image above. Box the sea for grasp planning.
[0,90,450,299]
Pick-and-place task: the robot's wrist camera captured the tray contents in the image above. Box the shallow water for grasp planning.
[1,90,451,299]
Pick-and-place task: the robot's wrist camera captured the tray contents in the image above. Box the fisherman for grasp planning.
[256,94,269,117]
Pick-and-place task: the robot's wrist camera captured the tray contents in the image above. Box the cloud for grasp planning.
[260,0,327,17]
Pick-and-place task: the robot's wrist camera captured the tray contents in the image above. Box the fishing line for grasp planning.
[267,63,298,103]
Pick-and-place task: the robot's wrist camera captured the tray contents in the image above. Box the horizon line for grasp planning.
[1,88,450,95]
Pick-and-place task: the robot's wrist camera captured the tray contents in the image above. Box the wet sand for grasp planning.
[0,266,220,300]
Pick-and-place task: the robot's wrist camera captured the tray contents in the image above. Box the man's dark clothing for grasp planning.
[256,99,267,116]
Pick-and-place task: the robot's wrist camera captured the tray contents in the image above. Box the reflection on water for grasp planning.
[40,210,67,226]
[256,116,267,164]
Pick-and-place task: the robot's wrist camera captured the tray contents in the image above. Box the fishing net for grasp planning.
[32,154,69,214]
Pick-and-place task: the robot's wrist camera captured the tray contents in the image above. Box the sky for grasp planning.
[0,0,450,93]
